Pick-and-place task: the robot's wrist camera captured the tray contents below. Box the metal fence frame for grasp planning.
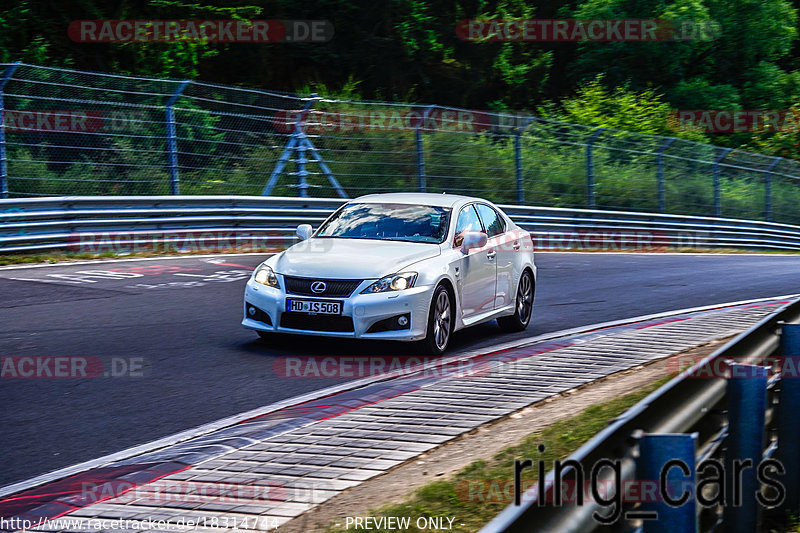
[2,196,800,254]
[1,63,800,226]
[482,299,800,533]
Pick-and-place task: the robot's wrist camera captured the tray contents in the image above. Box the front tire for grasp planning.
[421,285,453,355]
[498,270,534,333]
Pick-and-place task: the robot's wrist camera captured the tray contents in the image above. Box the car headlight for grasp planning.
[361,272,418,294]
[253,264,279,287]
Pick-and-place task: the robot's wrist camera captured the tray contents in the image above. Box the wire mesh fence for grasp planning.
[2,63,799,225]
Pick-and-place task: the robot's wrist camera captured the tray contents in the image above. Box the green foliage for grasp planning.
[4,0,800,218]
[544,76,681,135]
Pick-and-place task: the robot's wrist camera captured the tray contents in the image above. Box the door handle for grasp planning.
[487,250,497,259]
[512,242,520,250]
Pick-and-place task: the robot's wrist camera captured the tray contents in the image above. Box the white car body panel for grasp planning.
[274,238,441,279]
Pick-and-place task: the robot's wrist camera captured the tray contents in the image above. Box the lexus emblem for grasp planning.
[310,281,327,294]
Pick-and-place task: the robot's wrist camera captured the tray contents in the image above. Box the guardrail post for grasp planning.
[586,127,605,209]
[713,148,732,217]
[764,157,782,222]
[514,118,533,205]
[166,80,190,195]
[0,62,21,199]
[656,137,675,213]
[777,324,800,513]
[637,434,698,533]
[724,363,767,532]
[416,105,435,193]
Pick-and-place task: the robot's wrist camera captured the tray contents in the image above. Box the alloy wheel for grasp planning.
[517,272,533,325]
[433,290,451,350]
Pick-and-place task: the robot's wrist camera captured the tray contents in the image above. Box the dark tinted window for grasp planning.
[475,204,505,237]
[316,203,451,243]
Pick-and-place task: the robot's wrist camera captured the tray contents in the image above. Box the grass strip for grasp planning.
[1,247,798,267]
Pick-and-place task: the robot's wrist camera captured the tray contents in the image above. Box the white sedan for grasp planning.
[242,193,536,354]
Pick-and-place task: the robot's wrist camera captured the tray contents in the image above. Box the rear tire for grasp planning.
[498,270,534,333]
[421,285,453,355]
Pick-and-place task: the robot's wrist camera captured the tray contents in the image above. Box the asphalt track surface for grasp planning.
[1,252,799,488]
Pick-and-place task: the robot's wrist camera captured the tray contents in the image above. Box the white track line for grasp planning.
[0,253,270,270]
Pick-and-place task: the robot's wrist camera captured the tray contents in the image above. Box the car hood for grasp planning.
[273,238,441,279]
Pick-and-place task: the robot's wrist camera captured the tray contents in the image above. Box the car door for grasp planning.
[474,203,512,309]
[453,204,497,319]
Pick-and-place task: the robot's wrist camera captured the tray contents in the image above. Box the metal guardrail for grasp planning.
[3,196,800,254]
[482,298,800,533]
[0,196,341,253]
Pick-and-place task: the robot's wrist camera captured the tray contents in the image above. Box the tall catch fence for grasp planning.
[1,63,799,225]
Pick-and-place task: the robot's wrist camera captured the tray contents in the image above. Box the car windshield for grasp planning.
[316,203,451,244]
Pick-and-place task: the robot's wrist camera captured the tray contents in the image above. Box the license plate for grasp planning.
[286,299,342,315]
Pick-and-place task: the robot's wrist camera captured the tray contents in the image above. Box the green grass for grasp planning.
[0,248,274,266]
[0,251,118,266]
[325,376,673,533]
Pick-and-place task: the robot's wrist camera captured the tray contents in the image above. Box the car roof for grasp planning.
[351,192,481,208]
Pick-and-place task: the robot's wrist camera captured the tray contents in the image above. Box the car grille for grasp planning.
[283,276,363,297]
[280,312,355,332]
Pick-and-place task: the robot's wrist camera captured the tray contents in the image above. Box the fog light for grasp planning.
[248,306,256,316]
[397,315,409,326]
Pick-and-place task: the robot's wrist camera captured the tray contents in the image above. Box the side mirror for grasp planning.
[296,224,313,241]
[460,231,488,253]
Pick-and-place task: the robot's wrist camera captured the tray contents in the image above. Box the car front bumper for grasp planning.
[241,277,433,341]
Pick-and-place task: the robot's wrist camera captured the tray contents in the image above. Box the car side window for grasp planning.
[454,205,483,245]
[475,204,505,237]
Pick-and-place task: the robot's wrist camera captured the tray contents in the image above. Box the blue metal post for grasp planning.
[514,118,533,205]
[263,95,319,196]
[416,105,435,193]
[0,62,21,199]
[166,80,189,195]
[586,127,605,209]
[637,434,697,533]
[305,142,348,198]
[656,137,676,213]
[724,363,767,532]
[777,324,800,513]
[296,139,309,198]
[764,157,781,222]
[713,148,732,217]
[263,137,297,195]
